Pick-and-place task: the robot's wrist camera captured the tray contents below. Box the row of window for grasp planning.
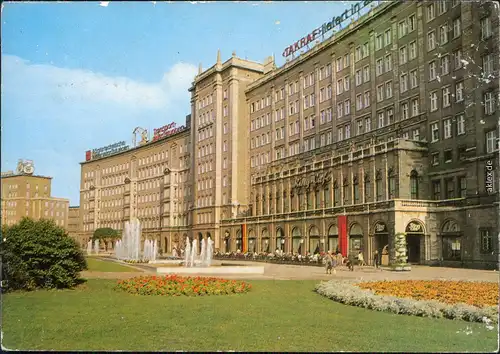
[431,176,469,200]
[198,109,215,127]
[198,126,213,142]
[253,172,402,215]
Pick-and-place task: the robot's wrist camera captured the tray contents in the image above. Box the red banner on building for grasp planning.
[338,215,348,256]
[242,224,247,253]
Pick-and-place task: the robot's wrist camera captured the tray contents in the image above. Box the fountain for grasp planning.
[190,238,198,267]
[152,239,157,262]
[205,237,214,267]
[93,239,99,255]
[200,238,207,266]
[157,235,264,275]
[184,236,191,267]
[115,240,124,259]
[114,218,141,261]
[87,240,92,255]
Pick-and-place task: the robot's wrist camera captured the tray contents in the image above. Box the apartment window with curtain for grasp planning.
[481,229,493,253]
[343,178,349,205]
[376,171,383,201]
[364,174,371,202]
[333,181,340,206]
[410,170,419,199]
[324,186,331,208]
[388,170,396,199]
[353,176,360,204]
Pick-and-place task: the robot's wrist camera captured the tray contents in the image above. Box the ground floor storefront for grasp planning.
[220,199,499,269]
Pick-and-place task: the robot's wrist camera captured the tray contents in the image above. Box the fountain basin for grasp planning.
[156,266,265,275]
[148,260,183,265]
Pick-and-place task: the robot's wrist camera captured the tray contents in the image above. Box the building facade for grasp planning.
[67,206,82,246]
[79,119,192,254]
[78,0,499,268]
[1,171,70,228]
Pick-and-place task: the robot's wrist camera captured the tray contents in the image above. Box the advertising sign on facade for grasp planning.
[85,141,129,161]
[152,122,186,142]
[282,0,377,58]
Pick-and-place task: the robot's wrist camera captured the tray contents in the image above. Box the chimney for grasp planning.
[217,49,221,64]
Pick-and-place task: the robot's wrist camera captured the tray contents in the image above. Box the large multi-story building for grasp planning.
[78,0,499,268]
[67,206,82,246]
[79,118,192,254]
[1,162,70,228]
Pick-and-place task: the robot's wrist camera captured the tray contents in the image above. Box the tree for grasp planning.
[1,217,87,292]
[92,227,120,251]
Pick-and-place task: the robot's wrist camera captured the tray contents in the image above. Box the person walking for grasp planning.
[357,251,365,266]
[373,249,379,268]
[336,250,343,271]
[324,251,333,274]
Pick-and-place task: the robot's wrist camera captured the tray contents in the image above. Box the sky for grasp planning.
[1,0,363,205]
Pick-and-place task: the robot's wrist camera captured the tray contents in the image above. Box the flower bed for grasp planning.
[315,280,498,324]
[357,280,498,308]
[213,253,325,267]
[123,260,149,264]
[114,275,252,296]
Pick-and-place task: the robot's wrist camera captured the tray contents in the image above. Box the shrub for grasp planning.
[115,275,252,296]
[315,280,498,324]
[1,217,87,291]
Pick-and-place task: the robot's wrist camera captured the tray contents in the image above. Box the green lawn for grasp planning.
[2,279,498,352]
[85,258,140,272]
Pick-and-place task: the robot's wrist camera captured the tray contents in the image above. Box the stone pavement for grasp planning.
[82,258,499,282]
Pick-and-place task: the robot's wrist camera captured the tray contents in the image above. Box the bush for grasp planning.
[315,280,498,324]
[1,217,87,292]
[115,275,252,296]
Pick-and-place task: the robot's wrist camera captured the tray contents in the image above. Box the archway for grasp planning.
[276,228,285,252]
[328,224,339,253]
[236,229,242,252]
[349,223,363,256]
[248,229,256,253]
[373,221,389,265]
[292,227,303,255]
[164,236,168,254]
[261,229,270,253]
[309,226,320,254]
[173,233,179,250]
[441,219,462,261]
[405,220,425,264]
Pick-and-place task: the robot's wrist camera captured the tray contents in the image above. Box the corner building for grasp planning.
[215,0,499,268]
[80,0,499,268]
[1,174,70,228]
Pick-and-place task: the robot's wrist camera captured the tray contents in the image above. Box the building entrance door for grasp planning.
[406,235,420,264]
[405,220,425,264]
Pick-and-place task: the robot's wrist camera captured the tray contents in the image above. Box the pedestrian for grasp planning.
[336,250,343,270]
[373,249,379,268]
[324,251,333,274]
[346,254,354,271]
[357,251,365,266]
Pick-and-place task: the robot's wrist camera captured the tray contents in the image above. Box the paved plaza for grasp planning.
[82,258,499,282]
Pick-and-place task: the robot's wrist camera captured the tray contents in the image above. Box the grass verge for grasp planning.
[2,279,497,352]
[85,258,141,273]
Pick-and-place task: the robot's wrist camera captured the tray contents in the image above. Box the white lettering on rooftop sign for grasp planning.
[282,0,377,58]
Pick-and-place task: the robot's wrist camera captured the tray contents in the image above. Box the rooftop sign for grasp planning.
[282,0,376,58]
[85,141,129,161]
[152,122,186,142]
